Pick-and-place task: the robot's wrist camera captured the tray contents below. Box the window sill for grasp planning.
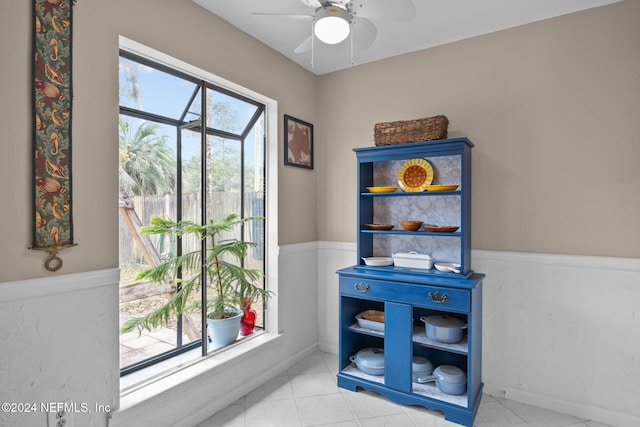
[120,328,267,391]
[111,332,282,424]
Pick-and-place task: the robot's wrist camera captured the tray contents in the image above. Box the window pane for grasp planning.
[204,133,242,301]
[183,89,202,124]
[204,88,259,135]
[118,115,183,368]
[244,114,265,329]
[180,127,203,346]
[181,128,202,211]
[119,56,198,120]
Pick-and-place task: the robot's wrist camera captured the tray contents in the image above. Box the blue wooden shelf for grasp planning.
[360,229,462,237]
[338,137,483,427]
[360,190,461,197]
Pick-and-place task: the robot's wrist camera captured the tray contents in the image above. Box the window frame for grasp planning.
[117,36,279,384]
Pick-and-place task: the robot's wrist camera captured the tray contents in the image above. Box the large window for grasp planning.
[118,49,269,379]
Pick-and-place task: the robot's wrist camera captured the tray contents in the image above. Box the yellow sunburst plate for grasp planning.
[397,158,434,192]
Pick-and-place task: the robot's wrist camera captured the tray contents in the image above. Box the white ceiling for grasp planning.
[192,0,621,75]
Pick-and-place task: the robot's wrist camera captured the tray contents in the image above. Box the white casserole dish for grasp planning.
[355,310,384,332]
[392,251,434,269]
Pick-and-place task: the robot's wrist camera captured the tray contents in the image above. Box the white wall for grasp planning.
[317,242,640,427]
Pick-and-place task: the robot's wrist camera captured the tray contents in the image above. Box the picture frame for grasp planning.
[284,114,314,169]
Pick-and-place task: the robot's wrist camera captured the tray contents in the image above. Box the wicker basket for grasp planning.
[374,115,449,146]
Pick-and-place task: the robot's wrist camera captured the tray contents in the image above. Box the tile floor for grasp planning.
[196,351,613,427]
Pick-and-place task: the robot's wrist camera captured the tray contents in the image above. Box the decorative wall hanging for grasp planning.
[31,0,76,271]
[284,115,314,170]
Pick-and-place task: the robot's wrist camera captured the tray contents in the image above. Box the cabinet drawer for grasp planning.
[340,276,470,312]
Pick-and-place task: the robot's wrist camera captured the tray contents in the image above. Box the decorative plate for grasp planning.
[425,184,459,192]
[424,225,460,233]
[397,159,434,192]
[361,257,394,266]
[365,224,394,230]
[434,262,462,273]
[366,186,397,193]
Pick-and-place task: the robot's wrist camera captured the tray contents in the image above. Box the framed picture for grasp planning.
[284,114,314,169]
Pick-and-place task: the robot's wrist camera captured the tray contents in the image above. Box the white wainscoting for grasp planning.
[315,242,640,427]
[0,268,121,427]
[317,241,357,355]
[473,250,640,427]
[2,247,638,427]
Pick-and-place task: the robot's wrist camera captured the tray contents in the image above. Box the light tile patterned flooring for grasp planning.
[196,351,613,427]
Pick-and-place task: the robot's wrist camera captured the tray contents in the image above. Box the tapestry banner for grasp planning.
[32,0,75,271]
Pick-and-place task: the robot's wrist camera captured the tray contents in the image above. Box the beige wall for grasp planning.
[0,0,317,282]
[1,1,638,284]
[317,0,640,258]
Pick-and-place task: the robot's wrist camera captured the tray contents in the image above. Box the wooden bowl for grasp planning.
[401,220,423,231]
[365,224,395,230]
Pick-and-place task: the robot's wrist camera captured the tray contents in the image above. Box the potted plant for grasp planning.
[120,212,272,348]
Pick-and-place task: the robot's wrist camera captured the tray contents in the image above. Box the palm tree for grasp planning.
[119,119,176,196]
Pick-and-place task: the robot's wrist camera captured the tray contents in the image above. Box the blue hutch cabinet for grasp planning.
[336,138,484,426]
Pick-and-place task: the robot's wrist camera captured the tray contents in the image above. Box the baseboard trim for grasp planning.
[318,340,338,355]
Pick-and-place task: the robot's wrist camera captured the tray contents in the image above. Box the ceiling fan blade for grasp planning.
[351,17,377,51]
[251,12,313,20]
[350,0,415,22]
[298,0,322,8]
[294,35,313,54]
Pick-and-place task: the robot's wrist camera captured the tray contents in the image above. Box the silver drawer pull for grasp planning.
[354,282,370,293]
[428,291,448,304]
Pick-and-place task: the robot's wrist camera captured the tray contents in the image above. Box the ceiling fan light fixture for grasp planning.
[314,7,350,44]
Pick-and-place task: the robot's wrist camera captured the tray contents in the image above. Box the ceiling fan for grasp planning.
[252,0,415,65]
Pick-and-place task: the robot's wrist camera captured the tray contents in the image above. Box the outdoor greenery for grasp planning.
[120,212,272,334]
[119,119,176,197]
[118,118,254,197]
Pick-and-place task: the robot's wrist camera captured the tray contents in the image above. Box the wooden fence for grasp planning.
[119,192,264,266]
